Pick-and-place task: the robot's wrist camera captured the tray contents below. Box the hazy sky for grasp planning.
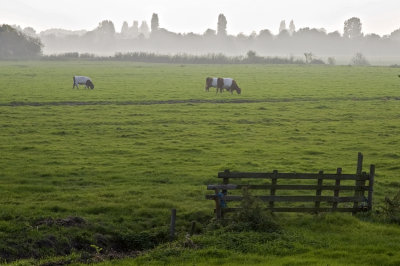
[1,0,399,35]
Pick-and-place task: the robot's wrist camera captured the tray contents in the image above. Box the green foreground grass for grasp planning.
[1,61,400,265]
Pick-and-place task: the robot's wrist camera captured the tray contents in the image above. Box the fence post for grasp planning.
[190,221,196,236]
[269,170,278,210]
[170,209,176,241]
[356,152,363,174]
[223,169,230,186]
[315,171,323,213]
[333,168,342,210]
[215,189,222,219]
[353,152,364,214]
[368,164,375,211]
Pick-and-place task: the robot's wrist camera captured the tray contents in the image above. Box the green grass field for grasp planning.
[1,61,400,265]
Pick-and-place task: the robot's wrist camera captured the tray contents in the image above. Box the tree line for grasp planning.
[1,14,400,62]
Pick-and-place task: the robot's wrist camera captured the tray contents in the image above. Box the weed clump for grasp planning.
[208,188,281,233]
[230,189,281,233]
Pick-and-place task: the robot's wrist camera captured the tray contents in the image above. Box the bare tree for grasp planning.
[351,53,369,65]
[304,52,313,63]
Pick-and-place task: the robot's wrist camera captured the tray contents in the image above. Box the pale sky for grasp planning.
[1,0,399,36]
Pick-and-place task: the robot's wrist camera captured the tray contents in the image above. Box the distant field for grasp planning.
[1,61,400,265]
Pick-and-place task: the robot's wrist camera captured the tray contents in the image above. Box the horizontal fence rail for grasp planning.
[206,195,366,202]
[206,153,375,218]
[220,207,359,213]
[217,172,370,180]
[207,184,370,191]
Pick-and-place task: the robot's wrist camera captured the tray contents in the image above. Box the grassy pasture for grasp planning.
[1,61,400,265]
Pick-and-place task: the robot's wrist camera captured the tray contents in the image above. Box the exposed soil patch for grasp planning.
[2,96,399,107]
[34,216,86,227]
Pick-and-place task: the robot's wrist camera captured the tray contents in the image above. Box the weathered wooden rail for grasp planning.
[206,153,375,219]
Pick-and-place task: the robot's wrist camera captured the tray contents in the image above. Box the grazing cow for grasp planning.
[205,77,241,94]
[73,76,94,89]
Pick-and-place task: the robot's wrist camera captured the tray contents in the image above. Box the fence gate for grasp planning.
[206,153,375,218]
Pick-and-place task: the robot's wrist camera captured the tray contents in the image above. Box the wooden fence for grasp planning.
[206,153,375,219]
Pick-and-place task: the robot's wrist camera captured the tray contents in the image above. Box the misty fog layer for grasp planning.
[3,14,400,64]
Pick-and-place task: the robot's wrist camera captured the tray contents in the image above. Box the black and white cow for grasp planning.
[205,77,241,94]
[73,76,94,89]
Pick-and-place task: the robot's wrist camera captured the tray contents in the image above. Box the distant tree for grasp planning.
[247,50,257,58]
[279,20,286,33]
[277,29,290,40]
[351,52,369,65]
[289,20,296,35]
[133,21,139,29]
[343,17,363,39]
[327,57,336,65]
[121,21,129,36]
[389,28,400,42]
[23,27,37,37]
[258,29,273,41]
[151,13,159,32]
[0,24,42,59]
[130,21,139,37]
[217,14,227,37]
[139,21,150,37]
[96,20,116,36]
[203,28,216,37]
[365,33,381,41]
[304,52,313,63]
[328,31,341,39]
[249,31,257,39]
[236,32,247,41]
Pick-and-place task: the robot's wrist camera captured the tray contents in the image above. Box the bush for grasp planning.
[351,52,370,66]
[310,59,325,64]
[328,57,336,65]
[207,188,281,233]
[229,188,281,232]
[381,191,400,224]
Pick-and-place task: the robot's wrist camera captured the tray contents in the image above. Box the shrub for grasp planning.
[351,52,370,66]
[228,188,281,232]
[328,57,336,65]
[381,191,400,224]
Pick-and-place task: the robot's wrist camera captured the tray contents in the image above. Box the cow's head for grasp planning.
[86,80,94,89]
[232,80,241,94]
